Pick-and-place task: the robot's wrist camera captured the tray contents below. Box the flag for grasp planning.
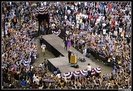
[35,6,48,15]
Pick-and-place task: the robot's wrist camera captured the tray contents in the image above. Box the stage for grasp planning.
[42,34,99,73]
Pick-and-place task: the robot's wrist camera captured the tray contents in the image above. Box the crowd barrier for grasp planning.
[89,48,108,64]
[55,67,101,79]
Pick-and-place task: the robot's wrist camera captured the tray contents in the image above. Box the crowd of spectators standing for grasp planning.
[2,1,131,89]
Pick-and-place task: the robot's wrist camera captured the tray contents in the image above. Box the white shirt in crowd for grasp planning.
[115,21,118,26]
[51,23,55,29]
[103,29,106,35]
[102,23,106,27]
[84,2,87,6]
[87,65,91,71]
[26,2,29,6]
[71,5,74,10]
[33,74,39,85]
[39,63,43,68]
[119,27,122,33]
[65,15,67,20]
[114,30,117,36]
[83,48,87,56]
[56,74,61,78]
[67,10,71,15]
[44,2,46,5]
[41,44,46,50]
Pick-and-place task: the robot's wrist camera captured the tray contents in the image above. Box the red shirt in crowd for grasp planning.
[88,14,92,19]
[111,19,115,26]
[107,3,112,12]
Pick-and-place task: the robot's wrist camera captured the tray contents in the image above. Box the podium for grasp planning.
[70,55,77,64]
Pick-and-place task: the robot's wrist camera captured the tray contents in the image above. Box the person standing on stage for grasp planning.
[87,63,91,77]
[67,38,71,50]
[40,36,43,46]
[63,36,68,50]
[68,49,72,63]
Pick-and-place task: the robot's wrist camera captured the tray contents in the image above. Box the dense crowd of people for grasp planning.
[2,1,131,89]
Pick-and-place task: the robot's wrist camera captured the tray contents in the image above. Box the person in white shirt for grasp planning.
[39,62,44,70]
[103,29,106,35]
[41,44,46,56]
[33,74,39,85]
[87,63,91,77]
[83,48,87,56]
[56,73,61,79]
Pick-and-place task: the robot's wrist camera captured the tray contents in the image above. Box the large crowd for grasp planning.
[2,1,131,89]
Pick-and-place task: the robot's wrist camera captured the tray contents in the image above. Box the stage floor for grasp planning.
[43,34,99,73]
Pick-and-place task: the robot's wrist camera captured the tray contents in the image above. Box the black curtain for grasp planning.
[36,13,49,35]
